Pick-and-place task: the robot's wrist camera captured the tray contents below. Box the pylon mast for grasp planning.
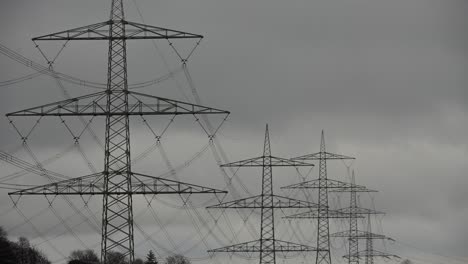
[7,1,230,263]
[282,131,356,264]
[102,1,133,260]
[329,171,381,264]
[342,213,399,263]
[330,171,398,264]
[283,135,399,264]
[365,214,374,264]
[207,125,322,264]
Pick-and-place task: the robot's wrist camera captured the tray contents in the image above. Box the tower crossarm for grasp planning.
[6,91,107,116]
[329,186,377,193]
[344,250,400,260]
[8,173,105,195]
[32,20,203,41]
[208,239,321,253]
[131,172,227,194]
[283,208,364,219]
[282,179,367,190]
[8,171,227,196]
[292,151,355,161]
[220,156,314,167]
[335,207,384,215]
[6,91,229,117]
[206,194,318,209]
[331,231,394,241]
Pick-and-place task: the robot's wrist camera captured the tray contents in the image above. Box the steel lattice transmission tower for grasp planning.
[282,131,357,264]
[329,171,384,264]
[342,212,399,263]
[283,172,370,264]
[207,125,323,264]
[7,1,230,263]
[360,213,399,264]
[333,174,398,264]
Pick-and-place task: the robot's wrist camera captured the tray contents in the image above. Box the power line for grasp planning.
[207,125,319,264]
[6,1,230,264]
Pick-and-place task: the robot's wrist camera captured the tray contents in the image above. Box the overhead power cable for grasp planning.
[0,71,44,87]
[0,42,182,90]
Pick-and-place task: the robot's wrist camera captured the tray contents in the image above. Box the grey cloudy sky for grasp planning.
[0,0,467,263]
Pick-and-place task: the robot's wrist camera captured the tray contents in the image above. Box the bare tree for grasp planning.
[134,258,144,264]
[0,227,16,264]
[165,255,190,264]
[107,251,127,264]
[69,249,100,264]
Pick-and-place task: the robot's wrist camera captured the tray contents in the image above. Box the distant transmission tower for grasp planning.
[334,174,399,264]
[7,0,229,263]
[282,131,358,264]
[207,125,322,264]
[342,212,399,263]
[329,171,385,264]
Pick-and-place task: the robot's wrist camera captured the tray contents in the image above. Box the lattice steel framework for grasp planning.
[7,1,229,263]
[207,125,321,264]
[342,213,398,264]
[329,171,381,264]
[282,131,355,264]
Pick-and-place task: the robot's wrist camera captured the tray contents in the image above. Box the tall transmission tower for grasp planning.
[343,212,399,263]
[282,131,358,264]
[7,1,230,263]
[207,125,322,264]
[329,171,384,264]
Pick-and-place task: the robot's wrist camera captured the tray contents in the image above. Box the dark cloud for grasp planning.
[0,0,467,263]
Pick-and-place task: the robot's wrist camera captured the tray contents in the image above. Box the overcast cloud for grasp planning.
[0,0,467,263]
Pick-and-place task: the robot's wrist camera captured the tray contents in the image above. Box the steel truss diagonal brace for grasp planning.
[123,21,203,39]
[6,91,107,116]
[282,179,367,190]
[131,172,227,194]
[329,186,377,193]
[32,20,203,41]
[344,250,400,260]
[335,207,384,215]
[331,231,394,241]
[292,151,355,161]
[8,171,227,195]
[220,156,314,167]
[6,91,229,117]
[207,194,319,209]
[129,91,229,115]
[208,239,321,253]
[283,208,364,219]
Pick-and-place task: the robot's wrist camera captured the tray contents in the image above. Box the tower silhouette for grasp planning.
[282,131,356,264]
[207,125,322,264]
[329,171,383,264]
[342,212,398,263]
[7,1,229,263]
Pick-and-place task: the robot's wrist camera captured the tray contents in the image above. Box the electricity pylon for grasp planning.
[7,1,230,263]
[281,131,356,264]
[207,125,322,264]
[283,171,371,264]
[343,213,399,264]
[329,171,383,264]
